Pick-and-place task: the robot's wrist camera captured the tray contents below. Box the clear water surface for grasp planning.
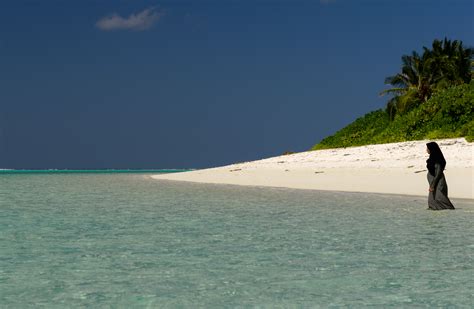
[1,173,473,307]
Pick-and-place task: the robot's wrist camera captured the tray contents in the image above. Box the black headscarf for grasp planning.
[426,142,446,176]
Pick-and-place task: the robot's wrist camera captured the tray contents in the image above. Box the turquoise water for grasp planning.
[1,173,473,307]
[0,169,188,174]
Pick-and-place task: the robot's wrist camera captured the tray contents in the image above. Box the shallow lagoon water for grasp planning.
[1,173,473,307]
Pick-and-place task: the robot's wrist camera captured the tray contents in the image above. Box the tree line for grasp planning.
[380,38,473,119]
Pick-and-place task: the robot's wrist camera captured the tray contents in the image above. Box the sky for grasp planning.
[0,0,472,169]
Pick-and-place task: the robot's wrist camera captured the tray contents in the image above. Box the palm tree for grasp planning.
[380,51,429,117]
[425,38,473,87]
[381,38,473,118]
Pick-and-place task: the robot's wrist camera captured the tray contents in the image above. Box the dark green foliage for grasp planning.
[312,38,473,150]
[312,83,474,150]
[381,38,473,118]
[312,110,390,150]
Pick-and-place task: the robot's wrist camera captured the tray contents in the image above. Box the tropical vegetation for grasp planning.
[312,38,474,150]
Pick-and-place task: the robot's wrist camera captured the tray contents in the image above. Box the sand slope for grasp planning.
[152,138,473,199]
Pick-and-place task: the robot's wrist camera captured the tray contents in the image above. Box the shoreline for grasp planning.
[152,138,474,200]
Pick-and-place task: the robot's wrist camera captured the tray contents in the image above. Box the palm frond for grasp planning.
[379,88,406,96]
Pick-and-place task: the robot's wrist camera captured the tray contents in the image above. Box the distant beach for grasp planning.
[152,138,474,199]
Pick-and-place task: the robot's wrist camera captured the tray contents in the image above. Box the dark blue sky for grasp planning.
[1,0,472,169]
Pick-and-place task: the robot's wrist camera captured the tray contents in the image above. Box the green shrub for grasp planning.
[311,83,474,149]
[311,110,390,150]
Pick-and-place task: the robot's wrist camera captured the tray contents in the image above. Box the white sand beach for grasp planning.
[152,138,474,199]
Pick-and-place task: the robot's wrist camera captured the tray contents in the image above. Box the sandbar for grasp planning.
[152,138,473,199]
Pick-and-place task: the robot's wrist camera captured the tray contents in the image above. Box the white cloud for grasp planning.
[96,7,164,31]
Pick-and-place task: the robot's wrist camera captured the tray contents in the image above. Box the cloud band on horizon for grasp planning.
[96,7,163,31]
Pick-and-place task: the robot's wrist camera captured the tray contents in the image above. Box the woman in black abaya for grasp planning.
[426,142,455,210]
